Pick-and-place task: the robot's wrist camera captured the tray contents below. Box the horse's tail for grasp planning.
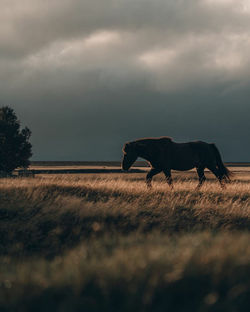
[210,144,232,181]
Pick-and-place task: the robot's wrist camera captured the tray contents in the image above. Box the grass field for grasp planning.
[0,169,250,311]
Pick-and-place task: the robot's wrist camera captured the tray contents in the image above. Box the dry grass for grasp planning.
[0,170,249,311]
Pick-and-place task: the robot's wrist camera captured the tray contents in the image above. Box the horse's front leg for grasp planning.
[163,169,173,189]
[146,168,162,188]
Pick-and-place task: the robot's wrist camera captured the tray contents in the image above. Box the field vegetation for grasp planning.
[0,169,249,311]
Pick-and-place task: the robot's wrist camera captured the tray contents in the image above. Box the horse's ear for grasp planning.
[122,143,128,153]
[123,142,132,153]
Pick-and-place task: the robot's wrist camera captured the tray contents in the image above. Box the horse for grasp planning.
[121,137,231,189]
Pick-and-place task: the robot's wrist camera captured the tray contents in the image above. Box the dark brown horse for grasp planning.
[122,137,231,188]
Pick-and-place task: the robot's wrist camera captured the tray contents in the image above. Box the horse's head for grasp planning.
[122,142,138,171]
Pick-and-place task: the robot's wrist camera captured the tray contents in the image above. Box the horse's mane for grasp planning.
[123,137,173,153]
[134,136,173,144]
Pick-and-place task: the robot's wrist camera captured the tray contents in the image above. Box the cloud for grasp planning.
[0,0,250,160]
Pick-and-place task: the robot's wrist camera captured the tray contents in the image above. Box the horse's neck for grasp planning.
[138,147,155,162]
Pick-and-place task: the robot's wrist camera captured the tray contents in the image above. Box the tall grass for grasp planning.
[0,171,249,311]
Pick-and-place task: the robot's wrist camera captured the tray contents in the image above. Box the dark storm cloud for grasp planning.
[1,0,250,160]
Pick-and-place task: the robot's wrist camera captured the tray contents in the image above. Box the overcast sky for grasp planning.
[1,0,250,161]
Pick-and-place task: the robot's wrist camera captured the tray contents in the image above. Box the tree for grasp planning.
[0,106,32,175]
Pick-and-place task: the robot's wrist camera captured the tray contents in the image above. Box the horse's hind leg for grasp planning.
[163,169,173,189]
[146,168,162,188]
[207,166,225,188]
[196,166,206,189]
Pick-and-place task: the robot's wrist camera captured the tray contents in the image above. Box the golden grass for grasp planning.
[0,170,249,311]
